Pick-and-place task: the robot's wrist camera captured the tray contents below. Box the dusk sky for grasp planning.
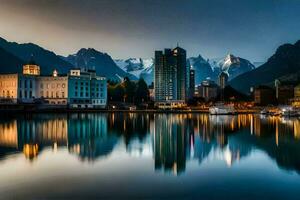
[1,0,300,61]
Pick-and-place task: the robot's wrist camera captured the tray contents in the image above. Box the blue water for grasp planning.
[0,113,299,199]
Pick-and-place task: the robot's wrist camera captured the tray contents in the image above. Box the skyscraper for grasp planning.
[219,72,228,89]
[154,47,187,102]
[219,72,228,101]
[189,68,195,99]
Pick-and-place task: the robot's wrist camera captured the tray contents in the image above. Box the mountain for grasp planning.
[114,54,255,85]
[0,47,24,73]
[63,48,136,81]
[209,54,255,81]
[0,37,73,75]
[114,58,154,84]
[230,40,300,93]
[115,58,158,85]
[253,61,265,68]
[187,55,216,84]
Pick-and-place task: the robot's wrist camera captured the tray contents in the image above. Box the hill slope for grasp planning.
[0,47,24,73]
[0,37,73,74]
[230,41,300,93]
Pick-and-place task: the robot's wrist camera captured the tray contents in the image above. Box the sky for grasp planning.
[0,0,300,61]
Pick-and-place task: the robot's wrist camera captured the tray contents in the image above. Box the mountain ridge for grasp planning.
[0,37,73,75]
[229,40,300,93]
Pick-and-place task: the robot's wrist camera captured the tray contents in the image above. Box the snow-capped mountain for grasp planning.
[114,54,255,85]
[209,54,255,80]
[114,58,154,84]
[187,55,216,85]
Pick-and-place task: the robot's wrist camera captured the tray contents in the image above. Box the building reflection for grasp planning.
[152,114,300,173]
[0,113,300,174]
[67,113,118,161]
[153,114,188,175]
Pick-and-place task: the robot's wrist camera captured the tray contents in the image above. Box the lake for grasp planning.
[0,113,300,199]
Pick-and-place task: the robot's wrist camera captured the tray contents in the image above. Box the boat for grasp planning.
[280,106,299,117]
[209,104,236,115]
[260,109,269,115]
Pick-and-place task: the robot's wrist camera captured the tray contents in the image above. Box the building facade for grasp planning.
[154,47,188,102]
[0,63,107,108]
[196,79,219,102]
[36,72,68,105]
[254,85,275,106]
[291,84,300,107]
[68,69,107,108]
[0,73,38,103]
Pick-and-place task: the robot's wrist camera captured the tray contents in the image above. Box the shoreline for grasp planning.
[0,107,259,114]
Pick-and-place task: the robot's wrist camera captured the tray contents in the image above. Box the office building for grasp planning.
[154,46,187,102]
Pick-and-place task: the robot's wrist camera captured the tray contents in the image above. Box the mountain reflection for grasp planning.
[0,114,300,174]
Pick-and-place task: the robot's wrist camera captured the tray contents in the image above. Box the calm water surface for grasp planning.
[0,113,300,199]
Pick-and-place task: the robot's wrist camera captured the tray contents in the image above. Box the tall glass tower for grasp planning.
[154,47,187,102]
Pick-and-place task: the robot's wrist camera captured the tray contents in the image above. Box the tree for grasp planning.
[122,77,136,103]
[135,78,149,103]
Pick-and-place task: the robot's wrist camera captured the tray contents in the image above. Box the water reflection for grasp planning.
[0,113,300,174]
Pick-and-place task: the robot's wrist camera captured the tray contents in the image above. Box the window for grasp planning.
[56,91,59,98]
[24,80,27,88]
[29,80,32,88]
[19,91,22,98]
[86,93,88,97]
[62,92,65,98]
[40,83,43,89]
[75,92,78,97]
[29,91,32,98]
[46,91,49,98]
[80,92,83,97]
[62,83,65,88]
[24,91,27,98]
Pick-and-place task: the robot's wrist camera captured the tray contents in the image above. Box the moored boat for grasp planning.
[209,104,236,115]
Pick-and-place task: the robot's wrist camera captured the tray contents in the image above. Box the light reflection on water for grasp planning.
[0,113,300,199]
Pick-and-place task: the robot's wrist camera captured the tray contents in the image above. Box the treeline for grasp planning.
[108,77,149,104]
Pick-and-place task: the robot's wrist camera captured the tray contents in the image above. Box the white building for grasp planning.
[0,63,107,108]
